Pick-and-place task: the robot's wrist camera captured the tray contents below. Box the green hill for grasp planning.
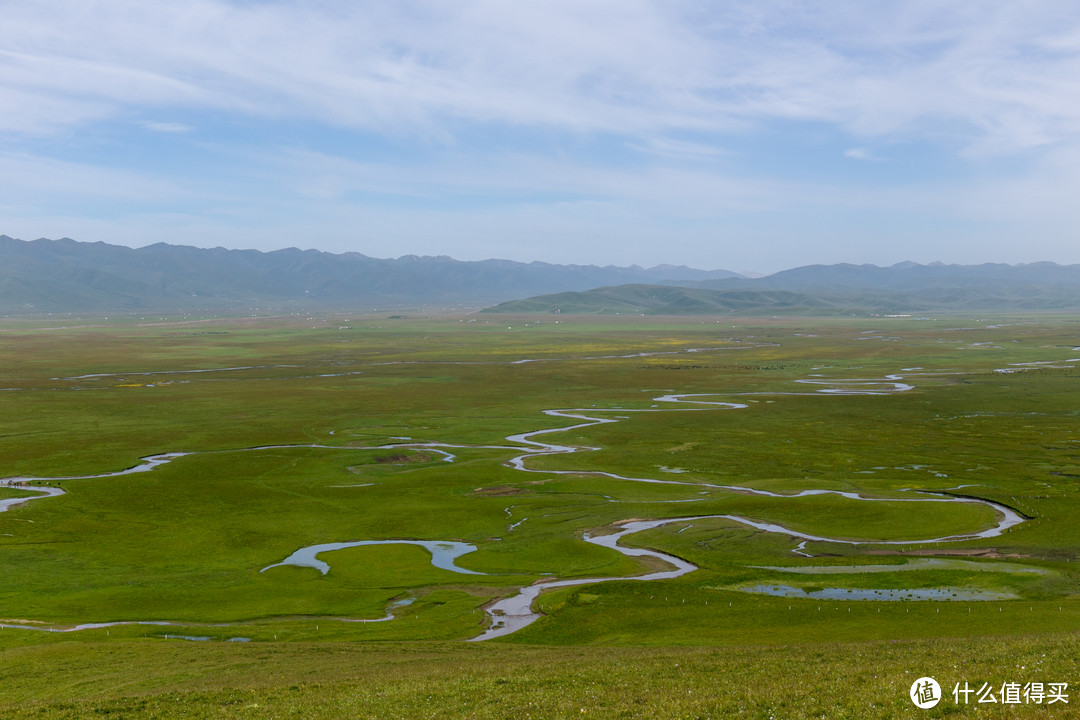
[482,284,842,315]
[484,277,1080,315]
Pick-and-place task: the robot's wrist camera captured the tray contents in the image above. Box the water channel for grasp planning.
[0,367,1036,638]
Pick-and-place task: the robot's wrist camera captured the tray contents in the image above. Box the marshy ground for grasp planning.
[2,311,1079,717]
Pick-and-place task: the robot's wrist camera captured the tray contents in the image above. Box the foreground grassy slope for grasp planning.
[3,635,1079,719]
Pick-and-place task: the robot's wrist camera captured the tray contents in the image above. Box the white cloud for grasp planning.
[0,1,1077,154]
[631,137,730,160]
[0,152,182,202]
[4,1,1080,270]
[142,122,193,133]
[843,148,882,161]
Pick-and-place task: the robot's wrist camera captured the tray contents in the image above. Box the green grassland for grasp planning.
[2,312,1080,717]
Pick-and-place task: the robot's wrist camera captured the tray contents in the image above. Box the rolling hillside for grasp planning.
[482,284,840,315]
[484,261,1080,315]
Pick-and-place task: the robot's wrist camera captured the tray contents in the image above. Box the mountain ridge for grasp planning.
[7,234,1080,315]
[0,235,740,313]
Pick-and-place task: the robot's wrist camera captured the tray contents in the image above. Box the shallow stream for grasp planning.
[0,367,1037,639]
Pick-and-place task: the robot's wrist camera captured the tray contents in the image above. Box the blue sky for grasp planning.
[2,1,1080,273]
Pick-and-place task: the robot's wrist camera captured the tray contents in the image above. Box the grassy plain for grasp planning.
[2,311,1080,717]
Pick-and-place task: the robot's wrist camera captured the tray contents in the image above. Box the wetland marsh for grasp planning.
[2,312,1080,717]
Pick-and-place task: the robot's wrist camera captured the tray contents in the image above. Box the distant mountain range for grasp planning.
[484,261,1080,315]
[692,260,1080,294]
[6,235,1080,315]
[0,236,739,314]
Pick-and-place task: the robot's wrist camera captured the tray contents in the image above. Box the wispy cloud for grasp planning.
[631,137,729,160]
[844,148,883,161]
[3,1,1080,269]
[1,1,1077,153]
[142,122,193,133]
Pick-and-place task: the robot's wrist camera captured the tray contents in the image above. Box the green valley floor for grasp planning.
[2,311,1079,717]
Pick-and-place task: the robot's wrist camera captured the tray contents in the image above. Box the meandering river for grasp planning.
[0,367,1034,638]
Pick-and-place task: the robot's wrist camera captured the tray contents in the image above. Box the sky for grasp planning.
[2,1,1080,274]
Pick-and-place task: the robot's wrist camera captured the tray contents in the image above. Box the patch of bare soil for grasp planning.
[374,452,434,464]
[470,486,530,497]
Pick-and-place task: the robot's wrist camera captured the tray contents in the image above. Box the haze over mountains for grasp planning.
[487,261,1080,314]
[5,235,1080,315]
[0,235,738,314]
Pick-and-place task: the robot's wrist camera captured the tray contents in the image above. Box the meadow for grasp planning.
[2,311,1080,718]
